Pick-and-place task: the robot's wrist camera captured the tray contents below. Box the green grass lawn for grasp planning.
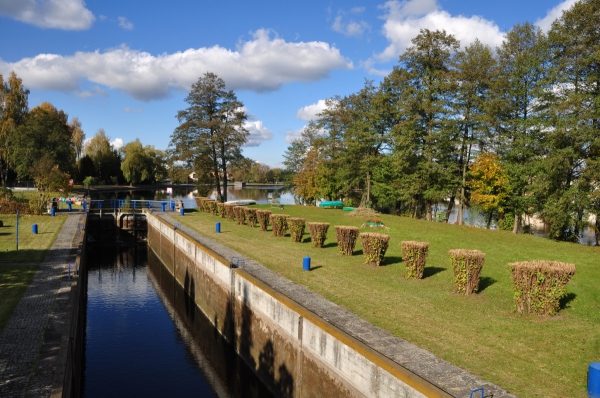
[175,205,600,398]
[0,214,66,332]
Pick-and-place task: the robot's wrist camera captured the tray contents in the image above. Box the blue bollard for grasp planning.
[51,207,55,217]
[32,224,38,234]
[170,202,175,211]
[82,200,86,211]
[590,362,600,398]
[303,256,311,271]
[98,201,102,210]
[216,222,221,233]
[180,208,184,216]
[161,202,167,212]
[67,202,72,212]
[147,201,151,209]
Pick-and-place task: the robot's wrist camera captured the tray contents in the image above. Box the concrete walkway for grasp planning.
[0,214,85,398]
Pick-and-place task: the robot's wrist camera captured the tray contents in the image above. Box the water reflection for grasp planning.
[82,245,273,398]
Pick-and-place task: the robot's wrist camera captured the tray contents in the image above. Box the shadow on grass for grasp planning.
[423,266,446,278]
[322,242,338,249]
[560,292,577,310]
[309,265,323,271]
[478,276,497,292]
[381,256,402,266]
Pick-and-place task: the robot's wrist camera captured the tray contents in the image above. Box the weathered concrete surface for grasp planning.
[152,212,518,398]
[0,214,85,398]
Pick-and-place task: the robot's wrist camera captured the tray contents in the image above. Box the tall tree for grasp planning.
[0,71,29,185]
[84,129,121,183]
[390,29,460,220]
[169,72,248,203]
[534,0,600,241]
[450,39,497,224]
[70,117,85,160]
[11,102,74,178]
[492,22,549,233]
[121,139,151,185]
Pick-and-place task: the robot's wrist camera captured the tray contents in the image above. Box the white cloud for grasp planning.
[332,8,370,37]
[0,0,95,30]
[376,0,504,62]
[0,29,352,101]
[117,16,133,30]
[535,0,578,31]
[111,138,124,150]
[124,107,142,113]
[75,85,107,99]
[243,120,272,147]
[296,99,328,121]
[285,127,305,143]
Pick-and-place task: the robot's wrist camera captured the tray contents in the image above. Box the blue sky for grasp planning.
[0,0,577,168]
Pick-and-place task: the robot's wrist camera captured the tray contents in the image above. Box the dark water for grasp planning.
[82,246,274,398]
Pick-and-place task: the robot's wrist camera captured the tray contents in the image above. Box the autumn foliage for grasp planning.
[256,210,271,231]
[288,218,306,242]
[270,214,289,237]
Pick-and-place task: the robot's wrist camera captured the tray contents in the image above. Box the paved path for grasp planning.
[0,214,84,398]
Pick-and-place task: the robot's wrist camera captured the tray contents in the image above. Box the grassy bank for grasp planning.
[0,214,66,332]
[175,205,599,398]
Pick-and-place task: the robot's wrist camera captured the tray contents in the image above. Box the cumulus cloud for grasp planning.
[285,127,305,143]
[296,99,328,121]
[75,85,107,99]
[376,0,504,62]
[111,138,124,150]
[535,0,578,31]
[117,16,133,30]
[332,7,370,37]
[0,0,95,30]
[243,120,273,147]
[124,107,142,113]
[0,29,352,101]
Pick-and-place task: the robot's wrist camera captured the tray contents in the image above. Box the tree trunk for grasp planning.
[512,213,520,234]
[366,171,371,205]
[595,214,600,246]
[426,201,432,221]
[445,195,455,223]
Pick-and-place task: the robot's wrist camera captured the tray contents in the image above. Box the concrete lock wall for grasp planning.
[146,212,450,398]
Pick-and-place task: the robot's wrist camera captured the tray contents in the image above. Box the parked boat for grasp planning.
[225,199,256,206]
[318,200,343,209]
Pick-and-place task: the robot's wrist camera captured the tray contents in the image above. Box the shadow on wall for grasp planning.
[221,282,295,398]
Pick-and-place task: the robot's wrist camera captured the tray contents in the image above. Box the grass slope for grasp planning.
[176,205,600,398]
[0,214,66,332]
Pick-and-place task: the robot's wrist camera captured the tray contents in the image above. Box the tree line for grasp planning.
[283,0,600,243]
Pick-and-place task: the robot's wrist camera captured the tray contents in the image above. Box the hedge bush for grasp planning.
[270,214,289,237]
[0,199,32,214]
[307,222,329,248]
[195,197,210,212]
[401,241,429,279]
[288,218,305,243]
[224,204,236,221]
[256,210,271,231]
[244,207,257,228]
[359,233,390,266]
[217,203,226,218]
[334,226,359,255]
[449,249,485,295]
[508,261,576,315]
[234,206,246,225]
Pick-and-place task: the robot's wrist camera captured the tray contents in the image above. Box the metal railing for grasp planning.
[88,199,181,213]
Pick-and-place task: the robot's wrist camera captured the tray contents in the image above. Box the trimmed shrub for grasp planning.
[307,222,329,248]
[256,210,272,231]
[270,214,289,237]
[0,199,31,214]
[195,197,209,212]
[508,261,576,315]
[335,226,359,255]
[288,218,306,243]
[217,203,226,218]
[244,207,257,228]
[224,204,236,221]
[401,241,429,279]
[359,233,390,266]
[449,249,485,295]
[234,206,246,225]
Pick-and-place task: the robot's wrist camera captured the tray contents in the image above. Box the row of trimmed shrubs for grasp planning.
[194,198,576,316]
